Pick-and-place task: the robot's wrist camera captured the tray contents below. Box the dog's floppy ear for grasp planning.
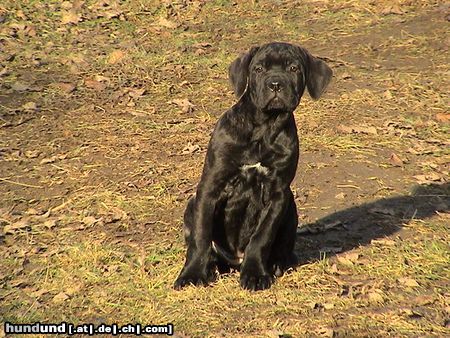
[301,47,333,100]
[228,46,259,98]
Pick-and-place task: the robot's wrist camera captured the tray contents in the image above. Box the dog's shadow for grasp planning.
[294,183,449,265]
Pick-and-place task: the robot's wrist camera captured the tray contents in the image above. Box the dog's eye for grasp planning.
[255,66,264,73]
[290,65,299,72]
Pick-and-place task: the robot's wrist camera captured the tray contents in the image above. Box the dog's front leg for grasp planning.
[240,182,289,291]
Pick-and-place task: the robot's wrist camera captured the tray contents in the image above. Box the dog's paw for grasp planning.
[240,271,274,291]
[173,270,215,290]
[272,253,298,277]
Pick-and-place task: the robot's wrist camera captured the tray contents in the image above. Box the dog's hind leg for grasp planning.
[174,195,217,289]
[183,196,195,244]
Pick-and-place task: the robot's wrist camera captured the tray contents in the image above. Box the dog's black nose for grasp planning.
[268,81,282,92]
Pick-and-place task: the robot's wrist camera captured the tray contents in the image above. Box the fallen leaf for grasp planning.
[11,81,30,91]
[407,143,435,155]
[84,79,106,91]
[67,53,89,66]
[337,255,354,267]
[337,125,353,133]
[389,153,404,166]
[21,101,38,112]
[323,302,335,310]
[56,82,76,93]
[61,10,81,24]
[40,153,67,164]
[9,23,25,36]
[81,216,95,226]
[158,17,178,29]
[329,263,339,274]
[128,88,146,99]
[94,75,111,83]
[335,192,346,199]
[381,4,405,15]
[30,289,50,298]
[398,277,420,287]
[169,98,195,114]
[4,220,31,234]
[105,9,124,19]
[23,25,36,37]
[399,308,423,318]
[0,66,9,77]
[24,150,40,158]
[16,9,27,20]
[383,89,393,99]
[65,284,82,296]
[103,207,127,224]
[61,1,73,10]
[413,173,442,184]
[343,252,360,263]
[307,301,320,309]
[9,278,28,288]
[368,291,384,304]
[435,113,450,123]
[52,291,70,303]
[181,143,201,155]
[25,208,41,215]
[413,295,435,306]
[317,327,334,338]
[371,238,396,246]
[82,216,100,227]
[90,1,124,19]
[194,48,207,56]
[71,0,84,12]
[40,157,55,164]
[43,219,58,229]
[107,50,125,64]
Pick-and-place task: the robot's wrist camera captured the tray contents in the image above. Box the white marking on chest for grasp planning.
[240,162,270,175]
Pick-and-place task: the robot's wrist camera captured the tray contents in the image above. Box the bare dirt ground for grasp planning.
[0,1,449,337]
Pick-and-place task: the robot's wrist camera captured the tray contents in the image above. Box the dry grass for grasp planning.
[0,0,449,337]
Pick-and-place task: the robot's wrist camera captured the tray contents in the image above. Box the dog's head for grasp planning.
[229,42,332,113]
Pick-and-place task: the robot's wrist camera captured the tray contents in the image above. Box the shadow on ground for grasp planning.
[295,183,449,265]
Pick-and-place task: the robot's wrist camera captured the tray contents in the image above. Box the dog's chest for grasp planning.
[238,137,275,179]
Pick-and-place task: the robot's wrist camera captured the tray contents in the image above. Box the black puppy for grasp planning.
[174,42,332,291]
